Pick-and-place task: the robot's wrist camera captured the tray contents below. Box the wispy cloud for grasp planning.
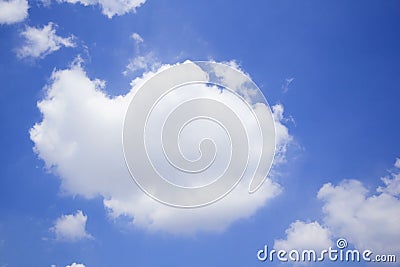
[123,32,160,75]
[17,22,75,59]
[282,77,294,93]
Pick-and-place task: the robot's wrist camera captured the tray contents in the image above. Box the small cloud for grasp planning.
[57,0,146,18]
[131,32,143,44]
[377,158,400,196]
[65,263,85,267]
[0,0,29,24]
[17,22,75,59]
[274,220,333,254]
[37,0,51,7]
[282,77,294,93]
[123,52,160,75]
[123,32,160,75]
[50,210,92,242]
[395,158,400,169]
[131,32,144,53]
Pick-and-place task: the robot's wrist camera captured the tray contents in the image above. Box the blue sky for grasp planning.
[1,1,400,266]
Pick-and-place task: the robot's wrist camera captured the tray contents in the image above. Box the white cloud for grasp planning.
[51,210,92,241]
[207,60,258,104]
[378,172,400,196]
[38,0,51,6]
[57,0,146,18]
[395,158,400,169]
[272,104,293,165]
[318,174,400,255]
[31,60,293,234]
[0,0,28,24]
[277,158,400,261]
[131,32,143,44]
[131,32,144,54]
[272,221,332,265]
[274,221,332,253]
[17,22,75,59]
[273,157,400,262]
[123,52,160,75]
[65,263,85,267]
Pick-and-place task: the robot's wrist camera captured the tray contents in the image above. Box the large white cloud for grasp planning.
[57,0,146,18]
[275,158,400,261]
[17,22,75,59]
[51,210,92,241]
[31,59,293,234]
[0,0,28,25]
